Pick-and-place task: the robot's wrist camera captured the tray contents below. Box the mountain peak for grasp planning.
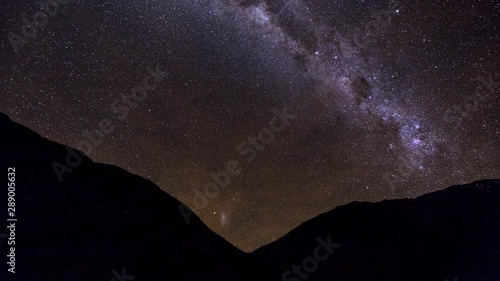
[1,112,499,281]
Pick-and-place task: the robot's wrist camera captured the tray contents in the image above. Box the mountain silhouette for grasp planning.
[250,180,500,281]
[0,112,498,281]
[0,112,248,281]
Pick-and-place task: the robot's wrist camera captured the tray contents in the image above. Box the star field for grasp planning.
[0,0,499,251]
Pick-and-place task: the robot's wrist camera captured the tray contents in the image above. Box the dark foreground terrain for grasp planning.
[1,112,499,281]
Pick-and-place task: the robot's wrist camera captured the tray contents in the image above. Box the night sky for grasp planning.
[1,0,499,252]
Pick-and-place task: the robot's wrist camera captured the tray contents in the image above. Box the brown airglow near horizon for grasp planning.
[1,0,499,252]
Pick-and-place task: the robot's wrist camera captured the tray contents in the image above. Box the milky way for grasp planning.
[0,0,499,251]
[222,0,441,175]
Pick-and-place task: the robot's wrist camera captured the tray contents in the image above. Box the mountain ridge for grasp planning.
[1,111,499,281]
[0,112,249,281]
